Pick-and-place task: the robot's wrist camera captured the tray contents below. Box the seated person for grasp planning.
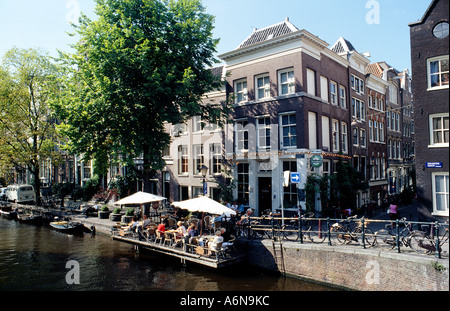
[187,224,198,238]
[176,221,187,239]
[156,221,166,235]
[209,230,224,251]
[142,215,151,229]
[237,208,253,226]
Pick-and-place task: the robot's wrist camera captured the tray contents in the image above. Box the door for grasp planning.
[258,177,272,215]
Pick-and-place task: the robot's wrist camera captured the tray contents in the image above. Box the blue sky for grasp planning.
[0,0,431,73]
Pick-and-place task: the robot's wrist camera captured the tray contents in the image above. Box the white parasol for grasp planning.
[172,196,236,217]
[114,191,166,216]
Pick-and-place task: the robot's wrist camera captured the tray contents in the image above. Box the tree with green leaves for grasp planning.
[53,0,226,192]
[0,47,62,205]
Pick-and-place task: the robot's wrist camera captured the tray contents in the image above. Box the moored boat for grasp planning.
[17,213,42,225]
[50,221,86,234]
[0,205,17,220]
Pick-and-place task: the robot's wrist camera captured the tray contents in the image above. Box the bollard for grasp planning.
[271,215,275,241]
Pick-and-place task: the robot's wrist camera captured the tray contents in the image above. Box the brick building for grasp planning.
[409,0,449,219]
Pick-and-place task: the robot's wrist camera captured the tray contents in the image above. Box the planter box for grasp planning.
[98,211,110,219]
[121,215,134,224]
[110,213,122,221]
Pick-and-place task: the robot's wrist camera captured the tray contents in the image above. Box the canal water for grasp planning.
[0,218,335,291]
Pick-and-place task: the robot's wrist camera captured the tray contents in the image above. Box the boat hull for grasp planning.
[50,221,86,234]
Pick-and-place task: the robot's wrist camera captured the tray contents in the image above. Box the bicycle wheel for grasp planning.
[410,231,433,255]
[282,225,299,241]
[330,224,350,244]
[438,230,449,258]
[307,225,327,243]
[361,228,376,247]
[375,229,396,250]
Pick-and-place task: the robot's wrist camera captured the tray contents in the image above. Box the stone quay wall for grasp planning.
[246,239,449,291]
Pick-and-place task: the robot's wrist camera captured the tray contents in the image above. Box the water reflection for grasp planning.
[0,218,334,291]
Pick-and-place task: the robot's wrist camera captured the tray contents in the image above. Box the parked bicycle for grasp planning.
[374,217,425,253]
[330,215,375,247]
[411,221,449,257]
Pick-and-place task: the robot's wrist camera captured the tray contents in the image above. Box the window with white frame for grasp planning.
[306,68,316,96]
[352,127,359,146]
[351,74,364,94]
[308,111,317,150]
[279,68,295,95]
[341,122,348,154]
[193,144,204,175]
[389,83,398,104]
[427,56,449,90]
[178,145,189,174]
[339,85,346,109]
[280,113,297,148]
[360,128,366,147]
[237,163,250,204]
[351,98,365,121]
[322,116,330,151]
[432,172,449,216]
[369,120,373,141]
[234,79,248,104]
[373,120,379,142]
[257,116,271,150]
[396,112,400,132]
[210,143,222,175]
[320,76,328,102]
[256,74,271,99]
[235,119,249,152]
[192,115,205,132]
[387,111,391,129]
[332,119,339,152]
[330,81,338,105]
[379,123,385,142]
[429,113,449,147]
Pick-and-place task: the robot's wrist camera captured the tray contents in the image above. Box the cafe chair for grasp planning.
[209,242,226,260]
[164,232,174,247]
[155,230,164,245]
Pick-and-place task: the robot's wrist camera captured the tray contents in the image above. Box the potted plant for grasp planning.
[98,205,110,219]
[110,207,122,221]
[121,208,134,224]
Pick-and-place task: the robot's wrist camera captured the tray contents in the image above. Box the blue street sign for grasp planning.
[426,162,443,168]
[290,172,301,183]
[203,182,207,195]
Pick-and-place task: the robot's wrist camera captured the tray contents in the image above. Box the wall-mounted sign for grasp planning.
[290,172,300,183]
[310,155,323,168]
[426,162,443,168]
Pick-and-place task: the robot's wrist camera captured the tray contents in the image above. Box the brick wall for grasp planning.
[247,240,449,291]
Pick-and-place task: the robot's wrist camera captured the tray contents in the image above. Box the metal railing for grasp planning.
[242,215,449,259]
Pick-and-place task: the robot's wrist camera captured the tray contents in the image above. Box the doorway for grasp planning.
[258,177,272,215]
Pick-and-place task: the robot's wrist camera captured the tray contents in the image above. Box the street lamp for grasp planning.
[200,165,208,196]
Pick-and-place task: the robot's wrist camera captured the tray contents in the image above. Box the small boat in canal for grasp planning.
[50,220,86,234]
[17,213,42,225]
[0,205,17,220]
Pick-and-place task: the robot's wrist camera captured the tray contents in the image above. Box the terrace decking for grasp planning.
[112,233,246,269]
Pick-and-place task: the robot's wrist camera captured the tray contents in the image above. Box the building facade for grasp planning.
[409,0,449,219]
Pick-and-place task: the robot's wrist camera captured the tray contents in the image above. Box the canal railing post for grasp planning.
[298,215,303,244]
[327,218,332,246]
[248,216,252,240]
[271,215,274,241]
[361,217,366,249]
[435,221,441,259]
[396,219,400,253]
